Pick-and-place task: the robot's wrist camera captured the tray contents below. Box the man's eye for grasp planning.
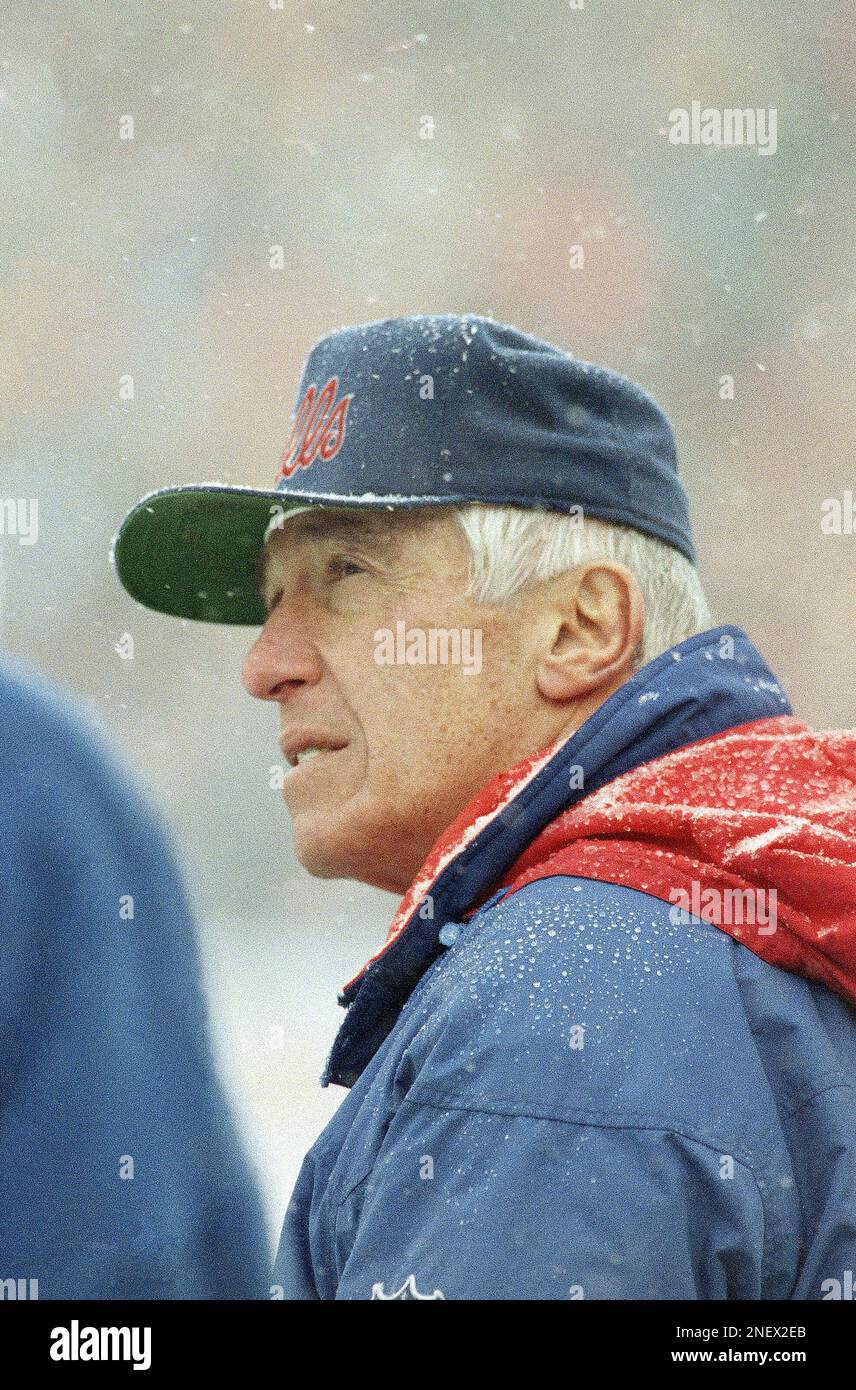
[328,555,365,580]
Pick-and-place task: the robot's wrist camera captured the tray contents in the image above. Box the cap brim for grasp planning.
[113,484,317,624]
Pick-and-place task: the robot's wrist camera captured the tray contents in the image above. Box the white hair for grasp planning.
[451,504,713,669]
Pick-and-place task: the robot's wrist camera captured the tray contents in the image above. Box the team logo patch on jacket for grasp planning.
[370,1275,445,1300]
[277,376,353,480]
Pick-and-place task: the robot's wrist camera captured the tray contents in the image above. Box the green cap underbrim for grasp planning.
[112,485,312,625]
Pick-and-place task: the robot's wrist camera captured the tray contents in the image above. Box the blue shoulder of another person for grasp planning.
[0,657,270,1299]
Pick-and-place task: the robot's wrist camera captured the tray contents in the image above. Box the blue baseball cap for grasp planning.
[112,313,696,624]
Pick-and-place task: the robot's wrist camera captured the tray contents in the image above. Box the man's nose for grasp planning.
[240,612,323,702]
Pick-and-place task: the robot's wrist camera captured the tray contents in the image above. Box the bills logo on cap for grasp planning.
[277,376,353,481]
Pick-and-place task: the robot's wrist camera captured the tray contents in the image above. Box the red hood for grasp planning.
[347,715,856,1006]
[494,716,856,1007]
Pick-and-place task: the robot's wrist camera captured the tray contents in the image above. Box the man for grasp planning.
[0,656,269,1298]
[114,313,856,1300]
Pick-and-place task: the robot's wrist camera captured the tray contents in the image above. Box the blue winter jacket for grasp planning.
[272,626,856,1300]
[0,658,270,1299]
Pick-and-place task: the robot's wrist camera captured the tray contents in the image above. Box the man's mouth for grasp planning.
[278,732,349,769]
[293,746,325,767]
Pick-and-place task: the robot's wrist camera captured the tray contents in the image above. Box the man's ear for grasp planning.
[535,562,644,703]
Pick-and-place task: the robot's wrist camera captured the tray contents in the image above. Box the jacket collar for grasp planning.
[323,625,792,1087]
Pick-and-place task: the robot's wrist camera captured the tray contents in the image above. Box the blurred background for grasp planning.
[1,0,854,1243]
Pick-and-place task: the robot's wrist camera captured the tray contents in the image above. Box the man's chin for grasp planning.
[292,838,347,880]
[291,823,408,893]
[291,822,370,884]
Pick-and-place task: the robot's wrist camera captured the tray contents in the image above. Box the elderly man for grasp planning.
[115,314,856,1301]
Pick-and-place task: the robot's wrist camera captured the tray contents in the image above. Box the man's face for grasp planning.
[240,508,566,893]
